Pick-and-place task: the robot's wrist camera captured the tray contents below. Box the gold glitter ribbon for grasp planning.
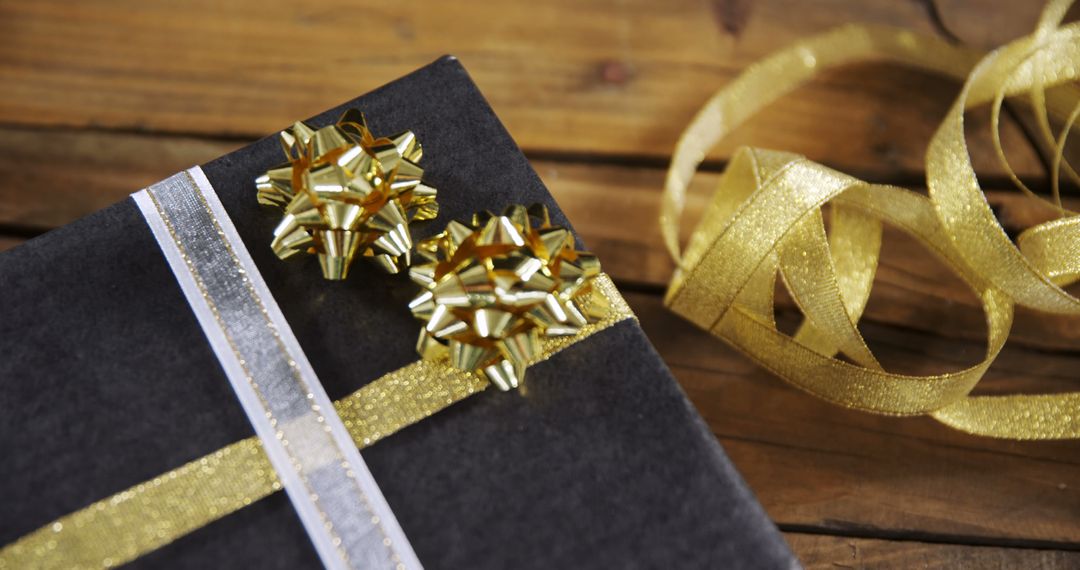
[663,0,1080,439]
[0,275,631,569]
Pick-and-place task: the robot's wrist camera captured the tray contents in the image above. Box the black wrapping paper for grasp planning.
[0,57,796,569]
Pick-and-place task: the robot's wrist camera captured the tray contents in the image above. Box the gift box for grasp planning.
[0,57,795,568]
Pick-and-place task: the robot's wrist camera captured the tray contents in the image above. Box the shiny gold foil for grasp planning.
[256,109,438,279]
[0,275,632,569]
[407,204,608,390]
[662,0,1080,439]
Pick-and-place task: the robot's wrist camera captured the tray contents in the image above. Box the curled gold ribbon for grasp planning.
[663,0,1080,439]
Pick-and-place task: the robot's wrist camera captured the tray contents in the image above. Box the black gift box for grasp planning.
[0,57,795,569]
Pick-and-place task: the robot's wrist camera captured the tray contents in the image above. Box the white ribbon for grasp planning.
[134,167,422,570]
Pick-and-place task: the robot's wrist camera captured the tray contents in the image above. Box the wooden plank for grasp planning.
[933,0,1080,49]
[623,291,1080,546]
[0,0,1046,179]
[0,236,24,252]
[784,533,1080,569]
[0,126,1076,350]
[0,127,238,230]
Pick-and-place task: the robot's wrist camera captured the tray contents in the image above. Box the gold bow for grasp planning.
[256,109,438,279]
[662,0,1080,439]
[409,204,607,390]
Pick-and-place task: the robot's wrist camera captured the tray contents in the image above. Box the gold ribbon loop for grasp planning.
[663,0,1080,439]
[1018,216,1080,285]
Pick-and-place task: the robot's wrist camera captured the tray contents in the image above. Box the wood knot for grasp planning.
[711,0,752,37]
[597,60,634,86]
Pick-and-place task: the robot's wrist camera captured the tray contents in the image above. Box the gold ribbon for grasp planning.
[0,275,633,569]
[662,0,1080,439]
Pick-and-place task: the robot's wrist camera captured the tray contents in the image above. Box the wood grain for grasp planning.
[784,533,1080,569]
[624,291,1080,546]
[0,236,23,252]
[0,127,238,231]
[0,0,1046,180]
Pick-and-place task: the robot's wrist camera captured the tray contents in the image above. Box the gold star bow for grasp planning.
[256,109,438,279]
[408,204,609,390]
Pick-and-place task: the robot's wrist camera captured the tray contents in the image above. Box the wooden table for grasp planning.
[1,0,1077,567]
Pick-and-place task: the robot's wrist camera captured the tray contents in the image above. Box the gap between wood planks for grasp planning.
[780,523,1080,553]
[784,532,1080,569]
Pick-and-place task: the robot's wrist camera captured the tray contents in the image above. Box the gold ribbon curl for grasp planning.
[663,0,1080,439]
